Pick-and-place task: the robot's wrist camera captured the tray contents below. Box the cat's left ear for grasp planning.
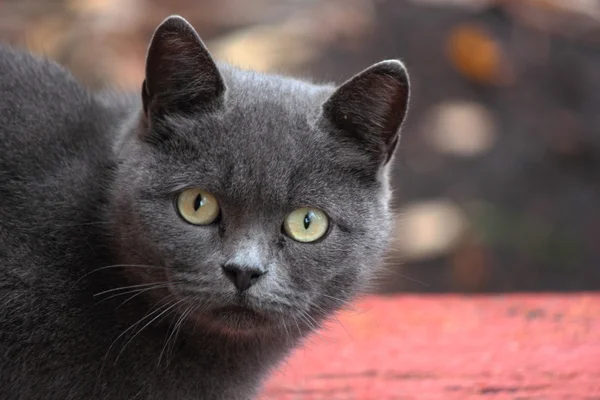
[321,60,410,165]
[142,15,226,118]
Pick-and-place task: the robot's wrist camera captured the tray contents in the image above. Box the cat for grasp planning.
[0,15,410,400]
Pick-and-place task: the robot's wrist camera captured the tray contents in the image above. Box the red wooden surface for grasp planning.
[262,294,600,399]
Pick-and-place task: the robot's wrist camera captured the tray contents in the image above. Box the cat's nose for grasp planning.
[221,263,266,292]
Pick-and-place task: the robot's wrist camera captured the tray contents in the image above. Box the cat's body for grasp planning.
[0,16,409,400]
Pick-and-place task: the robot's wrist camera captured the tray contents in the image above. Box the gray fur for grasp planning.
[0,15,409,400]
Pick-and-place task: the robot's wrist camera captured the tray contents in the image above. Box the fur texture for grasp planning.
[0,16,409,400]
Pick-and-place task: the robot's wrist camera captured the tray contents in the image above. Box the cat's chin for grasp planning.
[195,305,276,336]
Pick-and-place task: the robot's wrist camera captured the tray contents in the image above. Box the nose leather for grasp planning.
[222,263,265,292]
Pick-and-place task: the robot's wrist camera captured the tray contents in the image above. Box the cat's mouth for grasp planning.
[202,303,273,333]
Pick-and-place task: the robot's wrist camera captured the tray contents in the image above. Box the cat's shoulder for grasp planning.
[0,45,115,209]
[0,45,100,142]
[0,44,90,103]
[0,45,113,156]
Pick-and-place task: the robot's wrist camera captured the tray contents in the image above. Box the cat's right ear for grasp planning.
[142,15,226,119]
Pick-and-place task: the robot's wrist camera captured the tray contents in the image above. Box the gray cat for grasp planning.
[0,15,409,400]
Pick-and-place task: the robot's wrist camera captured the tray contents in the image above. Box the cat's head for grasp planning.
[111,16,410,337]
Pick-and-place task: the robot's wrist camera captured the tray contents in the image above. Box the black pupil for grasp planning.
[193,194,204,211]
[303,212,312,230]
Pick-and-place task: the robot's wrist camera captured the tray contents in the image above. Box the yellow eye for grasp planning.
[177,188,220,225]
[283,207,329,243]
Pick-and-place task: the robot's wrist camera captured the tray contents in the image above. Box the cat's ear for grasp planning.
[142,15,226,118]
[321,60,410,164]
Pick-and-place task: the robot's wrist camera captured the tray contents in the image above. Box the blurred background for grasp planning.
[1,0,599,293]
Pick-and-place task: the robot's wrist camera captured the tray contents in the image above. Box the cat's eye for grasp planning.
[176,188,220,225]
[283,207,329,243]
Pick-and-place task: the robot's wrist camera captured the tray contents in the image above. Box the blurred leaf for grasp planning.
[392,199,468,262]
[446,23,513,86]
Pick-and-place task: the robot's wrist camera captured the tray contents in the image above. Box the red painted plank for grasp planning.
[262,294,600,399]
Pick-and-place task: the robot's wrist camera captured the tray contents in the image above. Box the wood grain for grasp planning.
[263,294,600,399]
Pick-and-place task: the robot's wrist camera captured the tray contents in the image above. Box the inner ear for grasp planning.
[143,15,226,117]
[321,60,410,164]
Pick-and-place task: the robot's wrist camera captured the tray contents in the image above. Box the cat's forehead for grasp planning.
[218,65,334,119]
[178,66,339,162]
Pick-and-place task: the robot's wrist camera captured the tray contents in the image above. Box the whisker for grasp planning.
[116,298,185,364]
[70,264,170,291]
[171,303,197,356]
[301,311,320,332]
[158,312,181,368]
[320,293,346,304]
[332,314,352,340]
[94,281,173,297]
[159,303,189,366]
[97,295,175,385]
[159,302,195,366]
[91,283,175,309]
[116,283,181,309]
[103,295,175,367]
[291,313,302,337]
[282,320,293,346]
[375,266,430,287]
[309,302,351,339]
[296,312,314,333]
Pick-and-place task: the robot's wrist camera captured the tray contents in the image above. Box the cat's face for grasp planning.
[111,16,409,337]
